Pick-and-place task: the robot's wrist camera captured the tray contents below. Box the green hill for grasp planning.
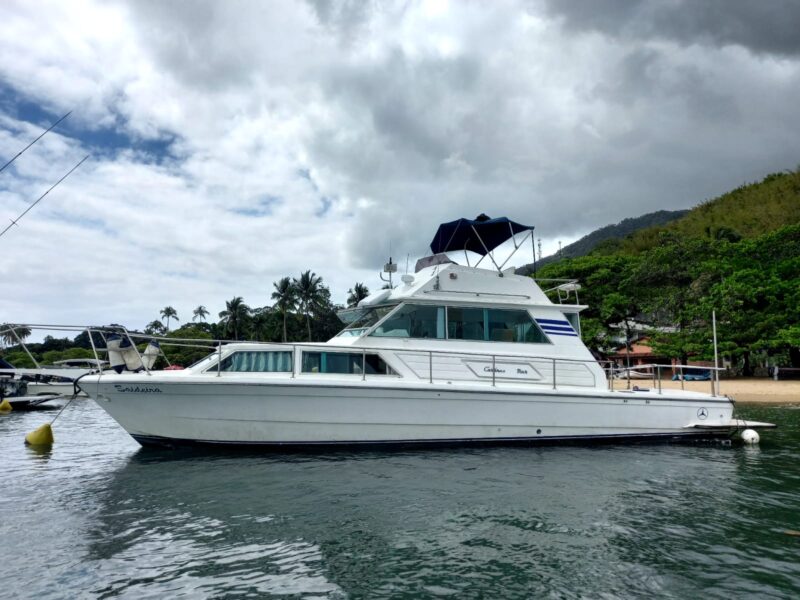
[613,169,800,254]
[517,209,688,274]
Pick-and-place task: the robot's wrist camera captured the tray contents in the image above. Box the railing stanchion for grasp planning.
[657,366,662,394]
[291,345,296,379]
[552,358,557,390]
[217,342,222,377]
[492,355,496,387]
[429,351,433,384]
[680,365,684,390]
[11,327,40,368]
[609,362,614,391]
[87,328,101,378]
[362,350,366,382]
[710,370,715,397]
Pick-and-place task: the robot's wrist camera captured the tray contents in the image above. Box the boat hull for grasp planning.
[26,382,80,396]
[85,376,740,448]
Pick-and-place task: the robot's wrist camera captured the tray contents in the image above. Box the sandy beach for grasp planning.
[615,377,800,404]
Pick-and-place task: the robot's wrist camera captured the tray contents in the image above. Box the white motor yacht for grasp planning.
[77,216,773,448]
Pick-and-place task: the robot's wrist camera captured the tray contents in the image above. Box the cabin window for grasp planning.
[447,307,485,341]
[214,351,293,373]
[302,352,396,375]
[486,309,549,343]
[563,312,581,336]
[445,307,549,343]
[371,304,446,339]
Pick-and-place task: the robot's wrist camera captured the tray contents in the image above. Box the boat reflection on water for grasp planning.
[78,440,792,598]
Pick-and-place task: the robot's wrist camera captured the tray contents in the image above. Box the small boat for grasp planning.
[6,394,61,410]
[1,372,62,409]
[75,215,774,449]
[0,356,108,397]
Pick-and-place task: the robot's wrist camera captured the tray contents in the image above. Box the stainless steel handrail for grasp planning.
[0,324,723,395]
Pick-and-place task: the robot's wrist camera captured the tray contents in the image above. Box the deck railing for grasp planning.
[0,324,722,396]
[606,362,725,397]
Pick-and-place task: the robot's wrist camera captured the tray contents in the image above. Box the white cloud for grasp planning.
[0,0,799,332]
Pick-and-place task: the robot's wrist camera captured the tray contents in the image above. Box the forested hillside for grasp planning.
[518,209,687,273]
[606,169,800,254]
[537,169,800,372]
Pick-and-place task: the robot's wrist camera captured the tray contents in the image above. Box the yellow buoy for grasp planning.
[0,398,12,413]
[25,423,54,446]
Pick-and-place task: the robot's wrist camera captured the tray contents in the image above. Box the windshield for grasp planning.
[335,305,396,337]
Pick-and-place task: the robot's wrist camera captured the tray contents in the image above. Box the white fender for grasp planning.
[142,341,160,370]
[106,334,125,374]
[120,337,143,371]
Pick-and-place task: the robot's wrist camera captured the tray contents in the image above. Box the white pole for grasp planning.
[712,310,719,396]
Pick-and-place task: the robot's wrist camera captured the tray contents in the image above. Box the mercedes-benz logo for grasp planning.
[697,407,708,420]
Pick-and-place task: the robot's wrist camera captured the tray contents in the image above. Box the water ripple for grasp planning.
[0,401,798,598]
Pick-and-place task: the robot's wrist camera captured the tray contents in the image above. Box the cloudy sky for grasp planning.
[1,0,799,333]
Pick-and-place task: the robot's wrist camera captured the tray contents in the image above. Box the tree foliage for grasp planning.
[537,223,800,370]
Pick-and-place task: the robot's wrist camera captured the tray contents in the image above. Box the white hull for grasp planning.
[26,382,81,396]
[85,375,739,447]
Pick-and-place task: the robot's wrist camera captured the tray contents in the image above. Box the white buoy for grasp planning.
[740,429,760,444]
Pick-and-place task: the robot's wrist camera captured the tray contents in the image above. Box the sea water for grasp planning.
[1,400,798,599]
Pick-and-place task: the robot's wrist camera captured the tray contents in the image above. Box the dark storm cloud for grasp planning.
[543,0,800,57]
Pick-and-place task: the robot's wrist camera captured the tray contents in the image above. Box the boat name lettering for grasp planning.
[114,384,163,393]
[482,366,529,375]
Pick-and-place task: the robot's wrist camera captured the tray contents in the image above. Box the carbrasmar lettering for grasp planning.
[114,384,163,393]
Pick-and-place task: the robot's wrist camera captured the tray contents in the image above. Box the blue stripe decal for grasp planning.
[546,332,579,337]
[536,318,572,326]
[540,325,574,331]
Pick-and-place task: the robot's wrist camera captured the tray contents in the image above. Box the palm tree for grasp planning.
[346,282,370,307]
[1,324,31,348]
[218,296,251,340]
[271,277,297,343]
[144,320,167,336]
[160,306,179,330]
[294,270,324,341]
[193,305,209,322]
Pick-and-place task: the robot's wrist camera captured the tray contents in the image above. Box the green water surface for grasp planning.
[1,401,798,599]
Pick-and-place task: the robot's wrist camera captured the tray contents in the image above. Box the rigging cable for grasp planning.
[0,110,72,175]
[0,154,90,239]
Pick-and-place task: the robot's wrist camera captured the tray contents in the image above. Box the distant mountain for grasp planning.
[516,209,688,275]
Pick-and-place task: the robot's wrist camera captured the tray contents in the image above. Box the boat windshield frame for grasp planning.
[335,304,401,338]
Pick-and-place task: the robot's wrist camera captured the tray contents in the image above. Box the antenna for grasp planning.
[379,256,397,288]
[537,238,542,261]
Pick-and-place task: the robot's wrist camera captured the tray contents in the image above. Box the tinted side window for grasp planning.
[487,309,548,343]
[302,352,396,375]
[217,351,293,372]
[447,307,485,341]
[563,312,581,335]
